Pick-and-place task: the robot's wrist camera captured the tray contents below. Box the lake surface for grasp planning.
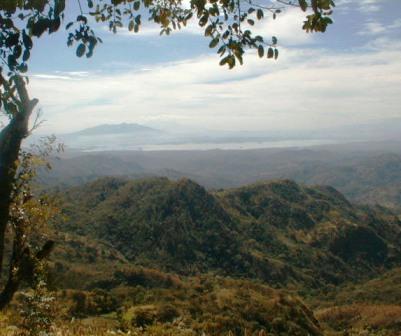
[77,139,343,152]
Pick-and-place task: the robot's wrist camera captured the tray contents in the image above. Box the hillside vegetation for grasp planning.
[56,177,401,285]
[10,176,394,335]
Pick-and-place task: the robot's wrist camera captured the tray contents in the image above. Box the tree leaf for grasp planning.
[209,37,219,48]
[267,47,274,58]
[257,45,264,58]
[22,49,30,62]
[22,30,33,49]
[76,44,86,57]
[298,0,308,11]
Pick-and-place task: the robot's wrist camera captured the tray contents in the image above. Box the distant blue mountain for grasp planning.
[71,123,160,136]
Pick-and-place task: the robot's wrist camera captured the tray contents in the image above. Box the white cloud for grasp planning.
[389,18,401,30]
[249,8,314,45]
[357,0,383,13]
[358,17,401,36]
[336,0,384,13]
[358,20,386,35]
[27,38,401,135]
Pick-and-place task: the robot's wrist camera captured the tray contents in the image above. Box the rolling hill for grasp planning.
[55,177,401,287]
[40,176,401,335]
[27,176,400,335]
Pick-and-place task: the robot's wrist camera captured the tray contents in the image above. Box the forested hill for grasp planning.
[35,176,401,335]
[55,177,401,288]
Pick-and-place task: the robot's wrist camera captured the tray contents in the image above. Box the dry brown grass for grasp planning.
[316,303,401,333]
[0,315,119,336]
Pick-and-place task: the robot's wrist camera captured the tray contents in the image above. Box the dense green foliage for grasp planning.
[56,177,401,287]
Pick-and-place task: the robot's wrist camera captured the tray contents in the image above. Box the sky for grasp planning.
[13,0,401,134]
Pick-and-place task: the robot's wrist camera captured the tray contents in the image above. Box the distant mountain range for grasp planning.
[34,118,401,152]
[70,123,161,136]
[41,146,401,211]
[23,117,401,153]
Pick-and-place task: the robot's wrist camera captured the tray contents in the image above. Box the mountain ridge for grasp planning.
[56,177,401,287]
[69,123,160,136]
[39,176,401,335]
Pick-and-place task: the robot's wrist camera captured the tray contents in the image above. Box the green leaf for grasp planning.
[219,56,229,66]
[49,17,61,34]
[209,37,219,48]
[76,44,86,57]
[205,25,213,37]
[217,45,226,56]
[13,45,22,59]
[54,0,66,17]
[267,47,274,59]
[32,18,50,37]
[257,45,264,58]
[18,63,28,73]
[7,55,17,70]
[22,30,33,49]
[22,49,30,62]
[77,15,87,24]
[298,0,308,11]
[227,55,235,69]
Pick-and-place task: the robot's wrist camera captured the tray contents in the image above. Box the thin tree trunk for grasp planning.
[0,76,38,307]
[0,241,54,310]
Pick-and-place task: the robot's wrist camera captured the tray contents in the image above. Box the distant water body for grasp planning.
[77,139,343,152]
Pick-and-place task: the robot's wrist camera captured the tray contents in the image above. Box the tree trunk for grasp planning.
[0,241,54,310]
[0,76,38,307]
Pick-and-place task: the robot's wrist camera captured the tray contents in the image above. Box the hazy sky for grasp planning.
[20,0,401,134]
